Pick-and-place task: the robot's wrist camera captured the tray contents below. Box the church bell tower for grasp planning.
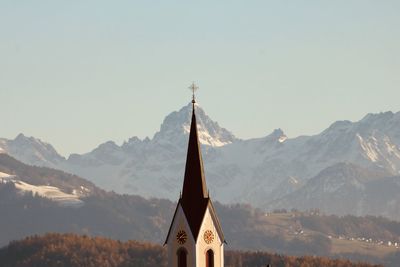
[165,83,225,267]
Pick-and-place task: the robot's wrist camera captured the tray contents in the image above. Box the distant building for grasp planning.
[165,89,225,267]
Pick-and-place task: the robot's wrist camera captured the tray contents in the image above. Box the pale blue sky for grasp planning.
[1,1,399,156]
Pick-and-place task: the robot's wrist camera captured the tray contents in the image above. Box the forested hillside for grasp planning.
[0,234,381,267]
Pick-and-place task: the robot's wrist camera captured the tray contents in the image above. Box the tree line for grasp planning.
[0,233,382,267]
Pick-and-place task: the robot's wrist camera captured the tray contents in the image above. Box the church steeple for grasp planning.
[180,84,210,240]
[165,83,225,267]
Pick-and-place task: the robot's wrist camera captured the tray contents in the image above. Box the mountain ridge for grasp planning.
[1,106,400,219]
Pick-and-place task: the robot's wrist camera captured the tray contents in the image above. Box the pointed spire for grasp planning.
[179,85,210,240]
[164,87,224,244]
[181,104,208,201]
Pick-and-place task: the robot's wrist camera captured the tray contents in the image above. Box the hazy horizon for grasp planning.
[1,1,399,155]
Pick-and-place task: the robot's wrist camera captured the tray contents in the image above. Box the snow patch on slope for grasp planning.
[0,170,83,207]
[0,171,14,179]
[357,134,379,162]
[183,124,232,147]
[13,181,83,207]
[278,135,288,143]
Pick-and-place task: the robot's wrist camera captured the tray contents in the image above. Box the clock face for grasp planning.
[176,230,187,245]
[203,230,214,244]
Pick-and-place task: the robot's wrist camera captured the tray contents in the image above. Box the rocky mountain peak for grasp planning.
[267,128,288,143]
[153,103,237,147]
[2,134,65,167]
[14,133,28,141]
[13,133,43,146]
[361,111,395,123]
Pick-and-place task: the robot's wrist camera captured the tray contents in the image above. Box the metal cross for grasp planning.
[189,82,199,103]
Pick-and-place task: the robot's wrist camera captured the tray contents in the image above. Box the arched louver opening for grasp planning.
[206,249,214,267]
[177,248,187,267]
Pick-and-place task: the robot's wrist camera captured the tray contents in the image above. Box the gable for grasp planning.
[164,202,194,245]
[207,201,225,243]
[196,202,225,245]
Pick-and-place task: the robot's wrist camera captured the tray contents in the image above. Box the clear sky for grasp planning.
[1,1,399,156]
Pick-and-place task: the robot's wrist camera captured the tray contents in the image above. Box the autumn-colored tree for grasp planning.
[0,234,382,267]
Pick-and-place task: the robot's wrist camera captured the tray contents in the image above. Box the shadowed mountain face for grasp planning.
[267,163,400,218]
[1,107,400,218]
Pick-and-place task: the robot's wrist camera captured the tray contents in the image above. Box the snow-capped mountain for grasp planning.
[0,134,65,168]
[302,111,400,175]
[153,103,237,147]
[2,105,400,218]
[62,103,238,198]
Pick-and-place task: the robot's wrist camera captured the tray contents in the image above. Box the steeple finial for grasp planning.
[189,82,199,104]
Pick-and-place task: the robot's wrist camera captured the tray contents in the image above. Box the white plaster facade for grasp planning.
[166,204,224,267]
[196,207,224,267]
